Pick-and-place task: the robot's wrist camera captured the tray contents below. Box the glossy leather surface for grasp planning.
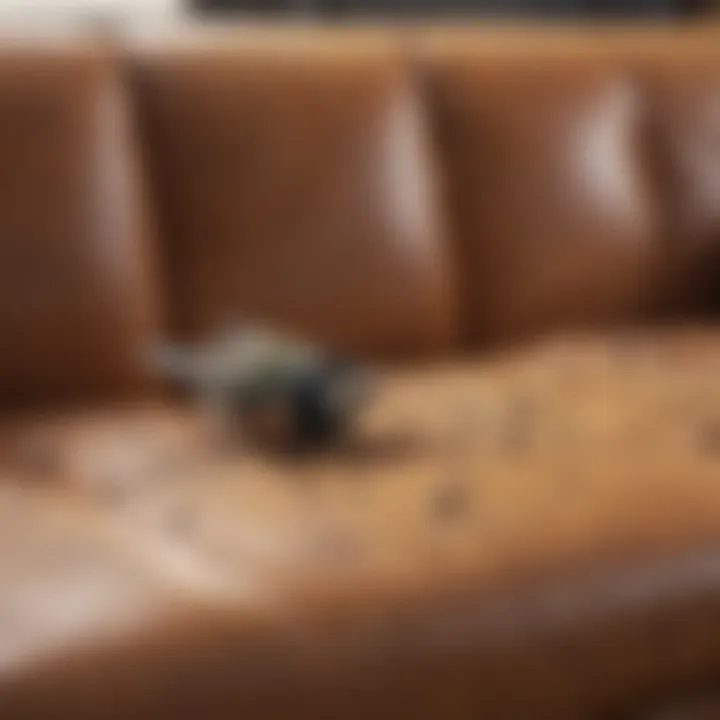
[414,29,720,343]
[0,42,161,403]
[638,49,720,316]
[417,39,663,346]
[2,24,720,720]
[3,328,720,718]
[129,30,457,359]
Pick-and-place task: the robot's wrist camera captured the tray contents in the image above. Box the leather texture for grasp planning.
[2,23,720,720]
[3,328,720,719]
[416,37,665,347]
[637,46,720,317]
[0,42,162,403]
[129,30,457,360]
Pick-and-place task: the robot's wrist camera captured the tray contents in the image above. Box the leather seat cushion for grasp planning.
[2,326,720,718]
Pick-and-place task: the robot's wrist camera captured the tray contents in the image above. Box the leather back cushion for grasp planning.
[637,43,720,316]
[0,43,161,403]
[418,38,665,346]
[130,31,457,360]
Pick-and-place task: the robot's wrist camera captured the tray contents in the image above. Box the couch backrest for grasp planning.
[129,25,720,359]
[128,29,458,361]
[3,25,720,403]
[414,28,720,345]
[0,35,162,404]
[635,36,720,314]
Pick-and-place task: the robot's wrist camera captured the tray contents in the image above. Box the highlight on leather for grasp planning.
[129,34,458,359]
[0,42,162,402]
[2,24,720,720]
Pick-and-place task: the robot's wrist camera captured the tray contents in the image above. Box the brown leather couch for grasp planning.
[3,22,720,719]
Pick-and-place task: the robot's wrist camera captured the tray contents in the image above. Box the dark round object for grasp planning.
[291,359,350,449]
[231,357,366,452]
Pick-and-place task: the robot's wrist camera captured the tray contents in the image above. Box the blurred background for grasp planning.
[194,0,715,18]
[0,0,717,21]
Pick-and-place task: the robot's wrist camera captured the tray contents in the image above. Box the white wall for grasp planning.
[0,0,181,17]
